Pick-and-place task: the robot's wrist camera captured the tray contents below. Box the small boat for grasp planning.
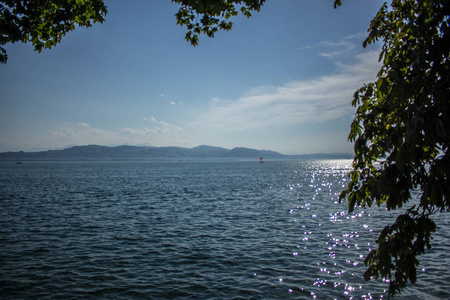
[16,161,23,164]
[260,157,263,163]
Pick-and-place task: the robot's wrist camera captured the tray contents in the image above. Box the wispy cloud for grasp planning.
[121,122,184,136]
[120,116,185,137]
[191,51,380,132]
[46,127,123,146]
[296,33,368,57]
[148,115,184,131]
[47,127,74,138]
[43,116,185,149]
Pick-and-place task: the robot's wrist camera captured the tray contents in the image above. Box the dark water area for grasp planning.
[1,160,449,299]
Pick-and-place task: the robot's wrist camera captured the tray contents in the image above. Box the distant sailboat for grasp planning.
[260,157,263,163]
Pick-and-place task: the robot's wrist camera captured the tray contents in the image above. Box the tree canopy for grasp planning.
[0,0,107,63]
[0,0,264,63]
[172,0,266,46]
[339,0,450,296]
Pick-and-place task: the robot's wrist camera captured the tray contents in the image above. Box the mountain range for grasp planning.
[0,145,353,161]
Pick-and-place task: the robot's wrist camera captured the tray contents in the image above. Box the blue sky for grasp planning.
[0,0,384,155]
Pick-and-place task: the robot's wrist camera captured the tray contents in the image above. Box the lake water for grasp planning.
[1,160,449,299]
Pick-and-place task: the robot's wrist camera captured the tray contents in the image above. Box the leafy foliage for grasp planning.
[0,0,107,63]
[339,0,450,297]
[1,0,449,297]
[172,0,266,46]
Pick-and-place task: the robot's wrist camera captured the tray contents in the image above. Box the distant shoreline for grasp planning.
[0,144,353,161]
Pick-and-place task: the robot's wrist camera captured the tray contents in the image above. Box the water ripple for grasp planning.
[0,160,449,299]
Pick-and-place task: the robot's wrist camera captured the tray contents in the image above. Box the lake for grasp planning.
[0,160,449,299]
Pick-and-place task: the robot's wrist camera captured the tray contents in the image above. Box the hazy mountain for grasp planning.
[0,145,352,161]
[224,147,283,158]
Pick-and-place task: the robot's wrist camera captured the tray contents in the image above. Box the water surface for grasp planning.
[1,160,449,299]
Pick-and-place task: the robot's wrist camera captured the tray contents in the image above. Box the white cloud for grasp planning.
[296,33,368,57]
[45,126,122,147]
[121,127,151,136]
[143,116,183,132]
[159,121,183,131]
[121,123,184,136]
[47,127,74,138]
[78,122,90,128]
[41,116,186,150]
[191,51,381,132]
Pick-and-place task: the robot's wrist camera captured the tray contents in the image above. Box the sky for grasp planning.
[0,0,385,155]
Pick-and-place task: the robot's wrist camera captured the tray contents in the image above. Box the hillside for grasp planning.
[0,145,353,161]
